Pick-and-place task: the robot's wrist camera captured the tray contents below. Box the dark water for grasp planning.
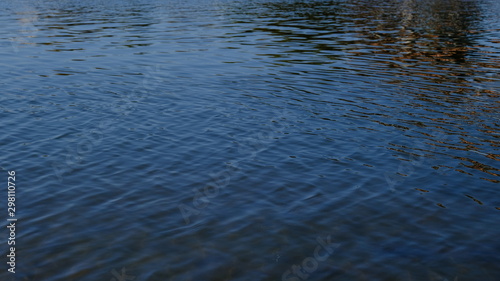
[1,0,499,280]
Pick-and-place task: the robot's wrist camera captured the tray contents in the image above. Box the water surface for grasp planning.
[1,0,499,280]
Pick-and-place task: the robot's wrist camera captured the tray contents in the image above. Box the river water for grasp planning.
[1,0,499,280]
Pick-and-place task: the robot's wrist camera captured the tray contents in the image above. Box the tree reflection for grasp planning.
[241,0,500,183]
[246,0,483,64]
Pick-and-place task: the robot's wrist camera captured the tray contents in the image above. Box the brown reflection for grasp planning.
[344,0,482,64]
[249,0,485,63]
[465,194,484,205]
[456,156,500,176]
[247,0,499,183]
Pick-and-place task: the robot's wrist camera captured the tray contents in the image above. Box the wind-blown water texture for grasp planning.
[1,0,499,280]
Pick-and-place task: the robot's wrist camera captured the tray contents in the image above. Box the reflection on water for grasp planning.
[1,0,499,280]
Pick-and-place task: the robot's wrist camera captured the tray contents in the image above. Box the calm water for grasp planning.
[1,0,499,280]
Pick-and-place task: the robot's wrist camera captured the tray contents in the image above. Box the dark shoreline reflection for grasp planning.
[233,0,500,184]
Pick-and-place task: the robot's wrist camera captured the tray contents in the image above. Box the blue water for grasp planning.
[1,0,499,280]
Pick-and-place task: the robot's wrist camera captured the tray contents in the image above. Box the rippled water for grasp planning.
[1,0,499,280]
